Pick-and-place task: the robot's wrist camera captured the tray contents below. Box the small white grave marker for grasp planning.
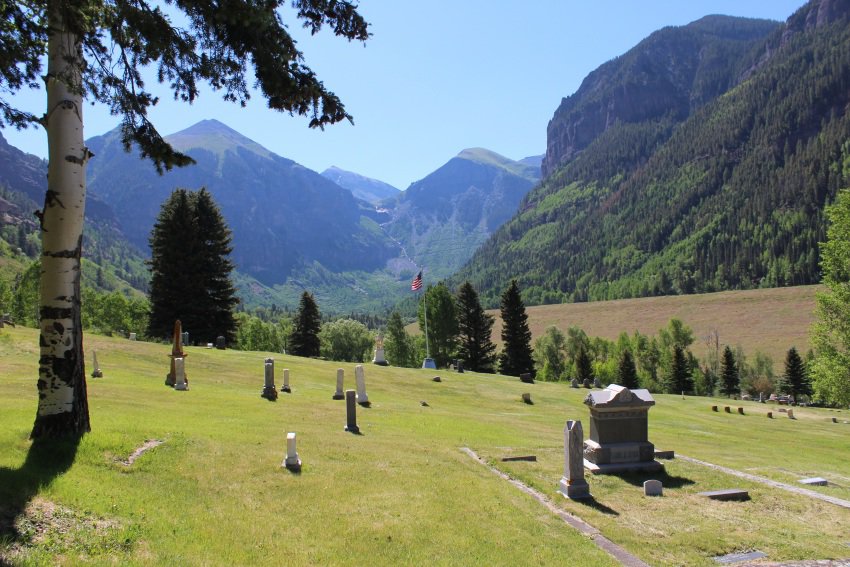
[283,432,301,472]
[355,364,369,406]
[173,357,188,391]
[644,479,663,496]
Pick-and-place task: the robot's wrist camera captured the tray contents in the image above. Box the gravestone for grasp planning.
[182,331,189,346]
[173,357,188,391]
[583,384,663,474]
[283,432,301,472]
[711,405,718,411]
[215,335,226,350]
[333,369,345,400]
[355,364,370,406]
[166,320,187,387]
[724,406,731,413]
[558,420,591,499]
[372,335,388,366]
[129,332,137,341]
[90,351,103,378]
[281,369,291,393]
[698,489,748,501]
[522,393,533,404]
[520,373,534,384]
[834,417,840,423]
[799,477,828,486]
[261,358,278,400]
[583,378,591,388]
[344,390,360,433]
[432,376,441,382]
[592,376,601,388]
[571,378,579,388]
[643,479,663,496]
[737,407,745,415]
[758,392,764,403]
[456,360,464,373]
[787,408,795,419]
[767,412,773,418]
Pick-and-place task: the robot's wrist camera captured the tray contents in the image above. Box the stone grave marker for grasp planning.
[698,489,749,501]
[333,369,345,400]
[372,335,388,366]
[767,412,773,418]
[643,479,662,496]
[90,350,103,378]
[799,477,828,486]
[344,390,360,433]
[355,364,370,406]
[261,358,278,400]
[182,331,189,346]
[129,332,137,341]
[711,405,718,412]
[714,551,766,564]
[787,408,795,419]
[174,357,188,391]
[165,320,187,387]
[737,407,745,415]
[520,373,534,384]
[432,376,441,383]
[571,378,579,388]
[724,406,731,413]
[558,420,590,499]
[583,384,662,474]
[283,432,301,472]
[834,417,839,423]
[215,335,226,350]
[522,393,533,404]
[281,369,291,393]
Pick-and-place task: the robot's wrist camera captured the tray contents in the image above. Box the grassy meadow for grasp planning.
[2,324,849,566]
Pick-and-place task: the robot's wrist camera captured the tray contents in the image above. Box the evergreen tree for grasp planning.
[418,282,458,368]
[498,280,535,378]
[148,188,238,344]
[617,349,639,389]
[290,292,321,357]
[1,1,369,439]
[455,282,496,373]
[811,189,850,407]
[720,346,739,397]
[782,346,812,402]
[575,346,593,385]
[666,345,693,394]
[385,311,415,368]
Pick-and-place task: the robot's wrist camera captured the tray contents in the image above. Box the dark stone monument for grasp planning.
[519,373,534,384]
[344,389,360,434]
[583,384,663,474]
[166,320,187,387]
[215,335,226,350]
[456,360,464,373]
[261,357,278,401]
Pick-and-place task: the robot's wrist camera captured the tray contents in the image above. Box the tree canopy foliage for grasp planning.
[498,280,534,378]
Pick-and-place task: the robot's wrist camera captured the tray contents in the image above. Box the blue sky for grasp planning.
[5,1,805,190]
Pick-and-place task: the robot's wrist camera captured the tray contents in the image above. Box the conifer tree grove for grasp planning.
[0,0,369,439]
[498,280,534,378]
[720,346,739,397]
[148,188,238,344]
[290,291,321,358]
[617,349,639,389]
[782,347,812,402]
[456,281,496,373]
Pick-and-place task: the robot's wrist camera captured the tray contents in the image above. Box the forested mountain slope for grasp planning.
[458,1,850,308]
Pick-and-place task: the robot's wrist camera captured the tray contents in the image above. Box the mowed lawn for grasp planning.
[2,324,849,566]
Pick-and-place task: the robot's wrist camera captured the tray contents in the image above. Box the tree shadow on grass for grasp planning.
[0,435,81,542]
[615,468,695,489]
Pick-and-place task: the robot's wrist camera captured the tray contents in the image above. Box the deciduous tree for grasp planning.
[418,282,458,368]
[1,0,369,439]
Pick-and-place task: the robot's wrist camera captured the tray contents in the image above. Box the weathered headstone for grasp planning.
[724,406,731,413]
[737,407,745,415]
[571,378,579,388]
[432,376,441,383]
[181,331,189,346]
[261,358,278,400]
[787,408,795,419]
[592,376,601,388]
[558,420,591,499]
[90,350,103,378]
[711,405,718,411]
[215,335,226,350]
[173,357,188,391]
[698,489,749,501]
[344,389,359,433]
[654,450,674,459]
[355,364,370,406]
[522,393,533,404]
[333,368,345,400]
[582,378,591,388]
[758,392,764,403]
[281,368,291,393]
[767,412,773,418]
[129,332,137,341]
[372,335,388,366]
[520,372,534,384]
[456,360,464,373]
[283,432,301,472]
[583,384,663,474]
[165,320,187,387]
[799,477,828,486]
[643,479,663,496]
[834,417,840,423]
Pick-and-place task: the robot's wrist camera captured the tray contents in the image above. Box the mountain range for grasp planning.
[2,0,847,317]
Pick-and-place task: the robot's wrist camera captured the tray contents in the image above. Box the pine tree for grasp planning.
[498,280,534,378]
[456,282,496,373]
[575,346,593,386]
[720,346,739,397]
[617,349,639,389]
[148,189,238,345]
[385,311,415,368]
[666,345,693,394]
[2,1,369,439]
[418,282,458,369]
[290,292,321,357]
[782,346,812,402]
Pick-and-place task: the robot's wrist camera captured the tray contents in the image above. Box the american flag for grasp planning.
[411,271,423,291]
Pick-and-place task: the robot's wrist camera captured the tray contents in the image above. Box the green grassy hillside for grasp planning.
[2,325,848,566]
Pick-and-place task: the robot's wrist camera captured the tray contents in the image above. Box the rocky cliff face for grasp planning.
[541,16,779,179]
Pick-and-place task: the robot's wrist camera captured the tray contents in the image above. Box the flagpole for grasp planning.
[412,269,435,369]
[422,287,430,360]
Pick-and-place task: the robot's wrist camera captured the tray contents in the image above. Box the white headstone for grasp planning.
[355,364,369,405]
[644,479,663,496]
[281,368,291,393]
[264,358,275,389]
[174,357,188,390]
[283,432,301,472]
[558,420,590,499]
[333,368,345,399]
[129,332,137,341]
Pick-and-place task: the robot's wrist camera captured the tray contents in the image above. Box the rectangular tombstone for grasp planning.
[344,390,359,433]
[174,357,188,391]
[644,479,663,496]
[583,385,662,474]
[283,432,301,472]
[333,369,345,400]
[355,364,369,406]
[261,358,277,400]
[281,368,291,393]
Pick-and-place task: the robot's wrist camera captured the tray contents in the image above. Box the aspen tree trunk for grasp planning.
[31,4,91,438]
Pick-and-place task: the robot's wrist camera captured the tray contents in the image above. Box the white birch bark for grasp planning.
[32,3,91,437]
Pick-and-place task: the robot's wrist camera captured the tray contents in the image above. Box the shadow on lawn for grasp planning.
[575,496,620,516]
[0,435,81,542]
[616,468,695,489]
